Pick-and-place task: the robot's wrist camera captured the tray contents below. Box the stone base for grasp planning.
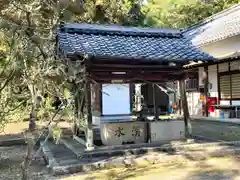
[100,121,147,146]
[150,120,185,142]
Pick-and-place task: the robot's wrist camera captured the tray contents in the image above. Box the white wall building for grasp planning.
[183,3,240,117]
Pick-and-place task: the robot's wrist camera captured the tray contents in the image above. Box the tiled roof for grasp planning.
[183,3,240,46]
[57,23,214,62]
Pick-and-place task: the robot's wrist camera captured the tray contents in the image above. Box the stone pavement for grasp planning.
[191,115,240,125]
[190,117,240,141]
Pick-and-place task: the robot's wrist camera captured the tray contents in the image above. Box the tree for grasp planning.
[0,0,145,129]
[165,0,240,28]
[0,0,145,179]
[142,0,197,27]
[143,0,240,28]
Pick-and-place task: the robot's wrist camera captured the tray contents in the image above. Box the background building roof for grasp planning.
[183,3,240,46]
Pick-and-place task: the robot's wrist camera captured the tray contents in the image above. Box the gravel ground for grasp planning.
[191,120,240,141]
[0,145,240,180]
[0,145,51,180]
[58,155,240,180]
[0,120,240,180]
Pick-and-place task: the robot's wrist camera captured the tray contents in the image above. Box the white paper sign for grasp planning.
[102,84,131,115]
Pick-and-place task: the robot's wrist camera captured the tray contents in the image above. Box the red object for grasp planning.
[202,97,217,115]
[208,106,215,113]
[208,97,217,105]
[208,97,217,113]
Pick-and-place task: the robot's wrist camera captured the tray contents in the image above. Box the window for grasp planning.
[219,72,240,100]
[231,73,240,99]
[186,78,198,91]
[219,75,231,99]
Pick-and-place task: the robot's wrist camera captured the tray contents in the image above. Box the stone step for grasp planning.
[42,138,240,176]
[60,137,86,159]
[42,140,79,168]
[56,159,80,166]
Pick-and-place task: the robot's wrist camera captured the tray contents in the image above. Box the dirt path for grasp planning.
[1,144,239,180]
[0,121,240,180]
[59,156,240,180]
[0,145,49,180]
[0,121,72,142]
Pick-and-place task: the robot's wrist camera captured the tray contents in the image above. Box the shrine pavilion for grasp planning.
[56,22,215,150]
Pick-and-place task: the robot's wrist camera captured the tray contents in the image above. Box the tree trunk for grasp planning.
[21,133,34,180]
[28,84,37,132]
[179,79,191,137]
[29,106,37,131]
[84,79,94,150]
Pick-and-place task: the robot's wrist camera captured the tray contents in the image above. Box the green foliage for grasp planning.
[51,124,62,144]
[37,97,54,122]
[72,0,145,25]
[165,0,240,28]
[0,0,145,127]
[0,0,123,131]
[142,0,196,27]
[143,0,240,28]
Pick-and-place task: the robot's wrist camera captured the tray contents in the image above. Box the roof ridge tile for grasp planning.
[59,22,182,38]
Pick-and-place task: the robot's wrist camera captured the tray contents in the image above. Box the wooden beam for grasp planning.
[179,79,191,137]
[90,71,184,76]
[152,84,158,120]
[185,56,240,69]
[84,77,94,151]
[89,62,183,69]
[94,79,172,84]
[90,66,182,72]
[89,74,185,82]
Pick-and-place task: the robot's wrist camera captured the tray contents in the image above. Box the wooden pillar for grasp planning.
[129,83,134,112]
[176,81,181,115]
[94,83,101,113]
[73,84,84,136]
[135,84,142,111]
[204,66,209,117]
[179,79,191,137]
[99,84,103,115]
[84,78,94,151]
[152,84,158,120]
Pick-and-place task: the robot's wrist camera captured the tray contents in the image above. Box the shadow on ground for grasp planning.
[63,145,240,180]
[79,159,240,180]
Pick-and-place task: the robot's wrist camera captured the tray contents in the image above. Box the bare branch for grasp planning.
[6,100,27,113]
[0,12,22,26]
[0,57,11,78]
[11,1,29,13]
[24,11,48,59]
